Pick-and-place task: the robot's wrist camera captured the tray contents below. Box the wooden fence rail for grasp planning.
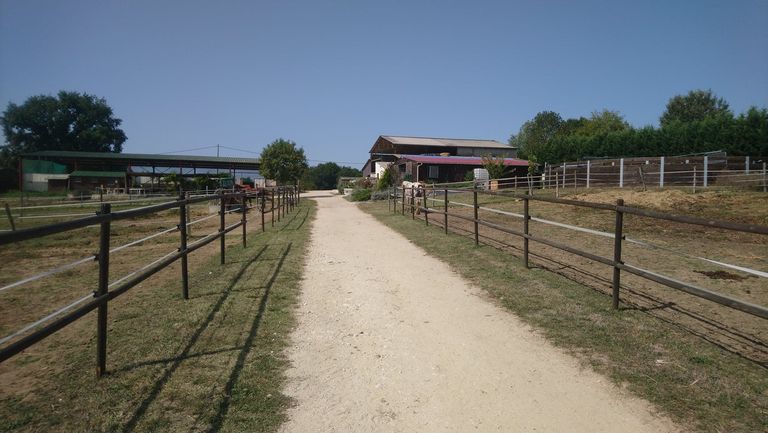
[389,186,768,320]
[0,186,299,376]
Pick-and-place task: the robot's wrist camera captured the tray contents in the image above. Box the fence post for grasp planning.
[401,187,405,215]
[763,162,767,193]
[693,167,697,193]
[555,173,559,198]
[261,191,266,231]
[241,191,247,248]
[703,155,709,188]
[619,158,624,188]
[745,156,750,175]
[423,189,428,226]
[410,187,415,220]
[96,203,111,377]
[523,192,529,268]
[473,190,479,246]
[4,203,15,231]
[562,163,566,190]
[444,188,449,234]
[220,192,226,265]
[271,190,275,227]
[659,156,665,189]
[178,194,189,300]
[612,198,624,309]
[586,160,591,189]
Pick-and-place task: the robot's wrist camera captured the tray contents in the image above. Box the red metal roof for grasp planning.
[398,154,528,166]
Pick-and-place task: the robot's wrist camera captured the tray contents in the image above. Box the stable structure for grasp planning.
[364,135,517,178]
[20,150,261,193]
[395,154,529,183]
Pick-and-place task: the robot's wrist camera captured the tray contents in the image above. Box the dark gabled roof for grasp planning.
[380,135,514,148]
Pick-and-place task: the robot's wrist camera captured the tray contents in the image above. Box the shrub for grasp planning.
[370,190,389,201]
[350,188,371,201]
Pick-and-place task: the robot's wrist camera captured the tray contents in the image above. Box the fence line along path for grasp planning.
[280,190,675,433]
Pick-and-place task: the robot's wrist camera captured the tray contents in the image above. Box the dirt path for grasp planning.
[281,191,676,433]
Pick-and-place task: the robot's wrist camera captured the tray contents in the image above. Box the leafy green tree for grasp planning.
[481,155,507,179]
[0,91,127,189]
[512,111,563,159]
[302,162,362,190]
[660,89,732,127]
[575,110,631,136]
[259,138,308,185]
[377,164,396,189]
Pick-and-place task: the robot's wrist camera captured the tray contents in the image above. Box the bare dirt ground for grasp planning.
[280,191,677,433]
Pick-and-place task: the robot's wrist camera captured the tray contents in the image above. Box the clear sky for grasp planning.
[1,0,767,168]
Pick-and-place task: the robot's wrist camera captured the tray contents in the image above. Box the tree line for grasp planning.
[510,90,768,165]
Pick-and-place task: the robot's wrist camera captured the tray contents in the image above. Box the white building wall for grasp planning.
[23,173,69,192]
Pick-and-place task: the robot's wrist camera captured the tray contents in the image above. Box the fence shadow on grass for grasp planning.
[206,243,292,433]
[120,242,286,433]
[426,216,768,368]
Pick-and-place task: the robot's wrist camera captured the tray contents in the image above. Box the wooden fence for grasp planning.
[0,186,299,376]
[389,186,768,320]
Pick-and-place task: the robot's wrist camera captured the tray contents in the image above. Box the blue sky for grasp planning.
[1,0,767,168]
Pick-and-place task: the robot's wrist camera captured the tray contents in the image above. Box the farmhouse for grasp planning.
[363,135,524,182]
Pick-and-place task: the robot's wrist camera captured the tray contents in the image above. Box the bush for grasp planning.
[370,190,389,201]
[350,188,371,201]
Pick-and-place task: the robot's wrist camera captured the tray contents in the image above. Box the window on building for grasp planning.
[428,165,439,178]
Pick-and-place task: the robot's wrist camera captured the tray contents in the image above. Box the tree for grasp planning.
[660,89,732,128]
[0,91,127,189]
[309,162,341,189]
[258,138,308,185]
[481,155,507,180]
[575,110,631,136]
[512,111,563,159]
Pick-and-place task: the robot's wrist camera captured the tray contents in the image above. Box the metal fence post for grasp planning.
[703,155,709,188]
[693,167,697,193]
[241,191,247,248]
[4,203,15,231]
[444,188,448,234]
[96,203,111,377]
[178,194,189,300]
[612,198,624,309]
[473,190,479,246]
[523,192,529,268]
[659,156,665,189]
[586,160,591,189]
[220,192,226,265]
[619,158,624,188]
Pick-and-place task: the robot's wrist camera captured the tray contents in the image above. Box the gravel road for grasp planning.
[280,191,676,433]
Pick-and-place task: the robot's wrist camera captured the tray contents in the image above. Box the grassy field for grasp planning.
[361,191,767,433]
[0,199,314,432]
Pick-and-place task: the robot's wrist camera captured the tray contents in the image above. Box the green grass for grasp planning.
[361,200,767,433]
[0,201,315,433]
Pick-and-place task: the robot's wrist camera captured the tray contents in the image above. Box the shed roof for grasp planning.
[398,154,528,166]
[380,135,513,149]
[23,150,260,170]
